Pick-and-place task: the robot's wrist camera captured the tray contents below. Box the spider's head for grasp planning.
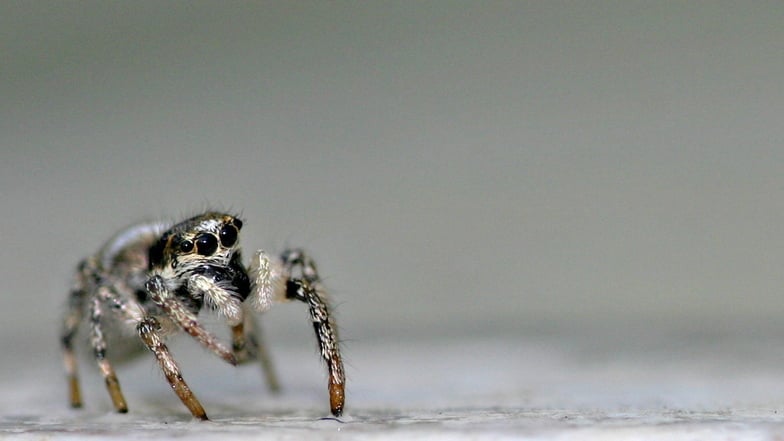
[148,212,244,274]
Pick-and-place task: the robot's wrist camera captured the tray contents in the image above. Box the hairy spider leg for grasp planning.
[60,260,89,409]
[285,279,345,417]
[63,257,146,413]
[280,248,345,417]
[280,248,320,285]
[137,317,208,420]
[89,293,129,413]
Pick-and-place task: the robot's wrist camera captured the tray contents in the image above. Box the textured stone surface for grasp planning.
[4,331,784,439]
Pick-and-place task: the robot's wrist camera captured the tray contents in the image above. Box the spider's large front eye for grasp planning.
[195,233,218,256]
[219,225,238,247]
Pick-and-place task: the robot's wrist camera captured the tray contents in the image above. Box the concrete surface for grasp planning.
[4,326,784,440]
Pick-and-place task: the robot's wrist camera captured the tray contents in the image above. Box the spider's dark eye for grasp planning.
[195,233,218,256]
[219,225,238,247]
[233,218,243,229]
[178,240,194,253]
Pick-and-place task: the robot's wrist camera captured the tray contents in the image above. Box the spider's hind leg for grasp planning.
[88,295,128,413]
[61,260,89,409]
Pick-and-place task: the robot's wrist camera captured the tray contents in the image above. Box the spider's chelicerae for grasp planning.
[60,212,345,420]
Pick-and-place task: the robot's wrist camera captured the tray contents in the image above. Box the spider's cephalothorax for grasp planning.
[60,212,345,420]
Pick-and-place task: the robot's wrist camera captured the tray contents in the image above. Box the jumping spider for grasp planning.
[60,212,345,420]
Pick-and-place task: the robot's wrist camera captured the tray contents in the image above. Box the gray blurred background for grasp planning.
[1,1,783,363]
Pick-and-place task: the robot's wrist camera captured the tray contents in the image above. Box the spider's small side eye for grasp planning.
[195,234,218,256]
[179,240,194,253]
[219,225,238,247]
[233,218,243,229]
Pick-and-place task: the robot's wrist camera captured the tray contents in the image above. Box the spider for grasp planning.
[60,212,345,420]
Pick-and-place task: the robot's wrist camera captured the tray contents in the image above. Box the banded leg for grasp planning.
[248,248,346,415]
[89,296,128,413]
[286,277,345,417]
[281,249,345,416]
[138,317,208,420]
[280,248,320,285]
[61,279,86,408]
[61,258,99,409]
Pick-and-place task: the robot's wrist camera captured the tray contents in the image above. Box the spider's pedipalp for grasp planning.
[246,249,287,313]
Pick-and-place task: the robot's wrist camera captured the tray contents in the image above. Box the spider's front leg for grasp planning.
[287,278,346,417]
[140,275,245,420]
[137,316,208,420]
[247,249,346,417]
[145,275,237,365]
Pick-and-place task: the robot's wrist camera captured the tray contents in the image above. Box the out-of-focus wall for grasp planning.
[1,2,783,352]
